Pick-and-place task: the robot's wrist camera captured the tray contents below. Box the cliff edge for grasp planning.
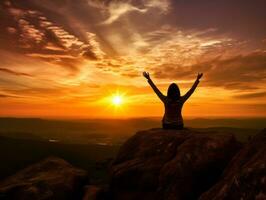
[110,128,241,200]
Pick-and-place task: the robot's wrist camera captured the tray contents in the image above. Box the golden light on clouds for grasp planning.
[0,0,265,118]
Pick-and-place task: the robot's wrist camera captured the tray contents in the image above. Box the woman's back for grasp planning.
[143,71,203,129]
[163,98,184,125]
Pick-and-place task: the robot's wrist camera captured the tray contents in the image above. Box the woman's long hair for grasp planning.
[167,83,180,101]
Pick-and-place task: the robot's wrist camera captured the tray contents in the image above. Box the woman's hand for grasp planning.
[197,73,203,80]
[143,71,150,80]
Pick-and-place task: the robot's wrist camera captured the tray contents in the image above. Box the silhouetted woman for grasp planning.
[143,71,203,130]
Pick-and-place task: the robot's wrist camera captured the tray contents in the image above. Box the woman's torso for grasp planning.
[163,98,184,125]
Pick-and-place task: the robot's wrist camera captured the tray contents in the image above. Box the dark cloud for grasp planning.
[0,0,104,72]
[234,92,266,99]
[55,57,83,73]
[0,93,20,98]
[170,0,266,40]
[120,70,139,78]
[0,94,11,98]
[82,48,98,60]
[0,67,32,77]
[153,52,266,91]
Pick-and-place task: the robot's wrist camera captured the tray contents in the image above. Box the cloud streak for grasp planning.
[88,0,170,25]
[0,67,32,77]
[0,93,16,98]
[102,2,147,25]
[234,92,266,99]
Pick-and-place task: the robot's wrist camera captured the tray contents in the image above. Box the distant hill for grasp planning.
[0,117,264,144]
[0,135,119,183]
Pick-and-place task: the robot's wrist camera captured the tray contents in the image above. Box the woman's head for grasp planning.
[167,83,180,101]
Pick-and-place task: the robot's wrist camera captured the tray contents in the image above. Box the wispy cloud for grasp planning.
[0,67,32,77]
[103,2,147,25]
[88,0,170,25]
[143,0,170,13]
[234,92,266,99]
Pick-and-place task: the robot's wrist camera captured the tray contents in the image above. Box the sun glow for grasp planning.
[99,91,128,108]
[112,95,123,106]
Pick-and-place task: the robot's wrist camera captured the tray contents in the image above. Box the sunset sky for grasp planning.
[0,0,266,118]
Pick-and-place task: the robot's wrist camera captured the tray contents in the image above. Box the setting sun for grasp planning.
[112,95,123,106]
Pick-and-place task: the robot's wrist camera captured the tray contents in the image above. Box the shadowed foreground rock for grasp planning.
[0,157,88,200]
[110,128,241,200]
[83,185,101,200]
[199,129,266,200]
[83,185,112,200]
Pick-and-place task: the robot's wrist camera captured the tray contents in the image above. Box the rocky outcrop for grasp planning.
[83,185,101,200]
[199,129,266,200]
[110,128,241,200]
[2,128,265,200]
[83,185,111,200]
[0,157,88,200]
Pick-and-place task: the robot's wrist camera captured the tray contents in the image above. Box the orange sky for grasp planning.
[0,0,266,118]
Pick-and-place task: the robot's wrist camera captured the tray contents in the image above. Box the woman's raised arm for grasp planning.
[182,73,203,102]
[143,71,165,102]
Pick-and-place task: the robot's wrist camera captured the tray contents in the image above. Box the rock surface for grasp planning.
[83,185,101,200]
[199,129,266,200]
[83,185,111,200]
[110,128,241,200]
[0,157,88,200]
